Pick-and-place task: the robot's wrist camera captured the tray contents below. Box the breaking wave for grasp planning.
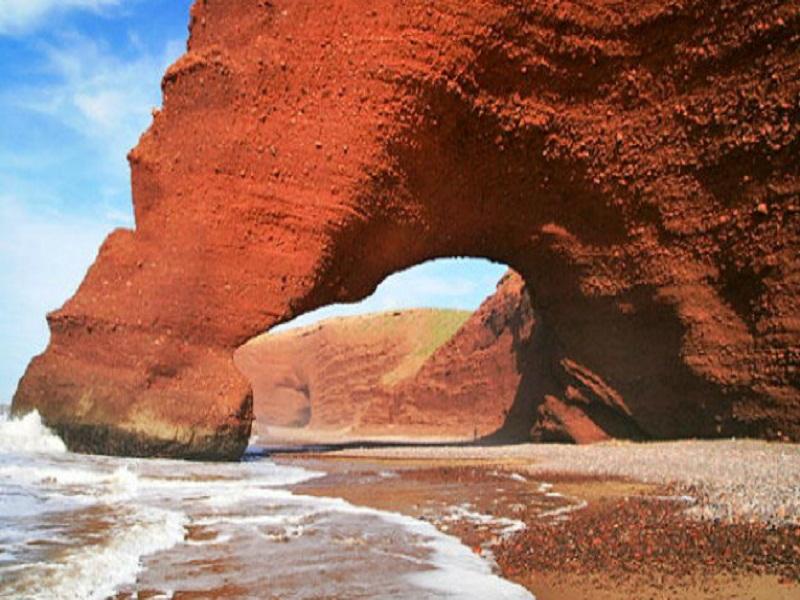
[0,410,66,454]
[8,506,187,600]
[0,408,533,599]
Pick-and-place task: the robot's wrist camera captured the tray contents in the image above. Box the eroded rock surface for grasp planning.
[373,271,537,441]
[13,0,800,458]
[235,308,472,435]
[238,271,535,441]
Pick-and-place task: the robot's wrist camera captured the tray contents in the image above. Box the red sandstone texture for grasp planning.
[235,307,473,435]
[366,270,537,440]
[237,271,533,441]
[12,0,800,458]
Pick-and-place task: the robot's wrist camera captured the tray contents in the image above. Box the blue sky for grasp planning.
[271,259,507,333]
[0,1,506,404]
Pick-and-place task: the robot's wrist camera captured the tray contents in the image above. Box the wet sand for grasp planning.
[282,442,800,600]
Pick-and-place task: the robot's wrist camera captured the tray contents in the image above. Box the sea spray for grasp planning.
[0,410,66,454]
[11,506,187,600]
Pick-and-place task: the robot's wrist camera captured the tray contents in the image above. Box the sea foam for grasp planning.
[0,410,66,455]
[0,410,533,599]
[18,506,187,600]
[279,492,536,600]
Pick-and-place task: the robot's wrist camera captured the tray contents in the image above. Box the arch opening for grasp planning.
[234,257,536,446]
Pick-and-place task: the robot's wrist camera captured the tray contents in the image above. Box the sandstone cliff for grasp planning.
[362,271,536,440]
[235,308,472,435]
[12,0,799,459]
[239,269,653,445]
[237,271,536,441]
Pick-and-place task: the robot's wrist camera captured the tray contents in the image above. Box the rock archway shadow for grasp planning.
[12,0,799,459]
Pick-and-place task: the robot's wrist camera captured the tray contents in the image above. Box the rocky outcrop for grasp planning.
[235,308,472,435]
[237,271,535,441]
[363,271,537,440]
[13,0,800,459]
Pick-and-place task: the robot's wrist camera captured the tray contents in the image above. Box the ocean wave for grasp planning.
[0,414,531,599]
[443,503,527,538]
[7,505,187,600]
[282,492,535,600]
[0,410,66,455]
[194,510,317,528]
[0,464,138,495]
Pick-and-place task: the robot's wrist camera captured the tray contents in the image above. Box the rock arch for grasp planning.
[13,0,799,459]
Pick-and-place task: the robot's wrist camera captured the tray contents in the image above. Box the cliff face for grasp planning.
[235,308,472,435]
[364,271,536,440]
[237,272,534,441]
[12,0,800,459]
[238,270,653,444]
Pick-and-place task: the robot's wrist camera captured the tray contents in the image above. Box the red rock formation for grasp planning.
[12,0,800,458]
[364,271,536,440]
[236,271,535,441]
[235,308,472,435]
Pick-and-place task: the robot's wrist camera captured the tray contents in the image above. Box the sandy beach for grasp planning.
[281,440,800,600]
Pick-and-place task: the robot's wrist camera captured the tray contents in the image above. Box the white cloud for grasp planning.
[0,17,184,403]
[16,34,184,178]
[74,89,127,129]
[0,195,118,402]
[0,0,120,35]
[0,32,184,236]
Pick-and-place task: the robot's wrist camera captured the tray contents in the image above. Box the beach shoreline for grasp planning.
[281,440,800,600]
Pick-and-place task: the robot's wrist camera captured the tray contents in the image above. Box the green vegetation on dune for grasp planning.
[379,309,471,386]
[249,307,471,385]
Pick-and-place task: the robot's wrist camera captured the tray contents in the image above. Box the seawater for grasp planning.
[0,409,533,599]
